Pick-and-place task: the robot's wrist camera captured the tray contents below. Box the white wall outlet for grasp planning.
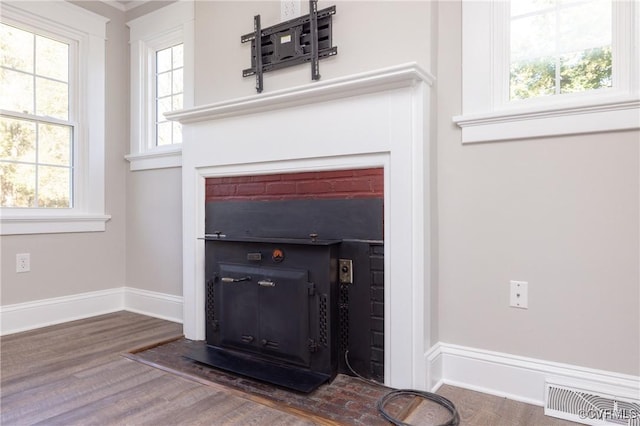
[510,280,528,309]
[281,0,301,21]
[16,253,30,273]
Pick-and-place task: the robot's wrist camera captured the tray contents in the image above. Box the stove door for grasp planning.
[218,263,259,352]
[257,267,310,367]
[218,263,311,367]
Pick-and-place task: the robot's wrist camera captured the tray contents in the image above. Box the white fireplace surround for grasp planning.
[167,63,436,390]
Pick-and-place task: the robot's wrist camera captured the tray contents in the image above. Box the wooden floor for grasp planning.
[0,312,582,425]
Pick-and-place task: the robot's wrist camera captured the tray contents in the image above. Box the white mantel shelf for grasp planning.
[165,63,434,124]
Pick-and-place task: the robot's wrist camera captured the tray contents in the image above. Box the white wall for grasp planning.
[436,1,639,376]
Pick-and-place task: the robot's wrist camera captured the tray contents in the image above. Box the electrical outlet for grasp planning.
[510,280,528,309]
[281,0,301,21]
[16,253,30,273]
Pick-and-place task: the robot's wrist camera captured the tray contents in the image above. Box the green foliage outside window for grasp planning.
[0,23,72,208]
[510,46,612,100]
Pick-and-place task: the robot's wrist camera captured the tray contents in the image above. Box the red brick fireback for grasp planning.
[205,168,383,202]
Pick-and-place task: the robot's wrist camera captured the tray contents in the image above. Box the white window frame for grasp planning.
[126,1,194,171]
[453,0,640,143]
[0,1,110,235]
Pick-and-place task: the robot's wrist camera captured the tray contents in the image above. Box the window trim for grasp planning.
[125,1,194,171]
[453,0,640,143]
[0,1,110,235]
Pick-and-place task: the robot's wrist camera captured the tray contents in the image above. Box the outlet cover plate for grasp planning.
[510,280,528,309]
[16,253,30,273]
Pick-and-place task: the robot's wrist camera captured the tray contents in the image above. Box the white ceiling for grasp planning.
[101,0,150,12]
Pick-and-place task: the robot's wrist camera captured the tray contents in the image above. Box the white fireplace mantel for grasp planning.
[167,63,437,390]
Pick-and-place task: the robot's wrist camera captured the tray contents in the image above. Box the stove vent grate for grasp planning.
[319,294,328,347]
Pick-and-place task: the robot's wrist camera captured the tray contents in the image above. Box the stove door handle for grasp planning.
[221,276,251,283]
[258,280,276,287]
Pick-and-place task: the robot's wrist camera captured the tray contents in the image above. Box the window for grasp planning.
[0,1,109,235]
[454,0,639,143]
[126,1,194,171]
[1,23,73,208]
[155,44,183,147]
[510,0,612,100]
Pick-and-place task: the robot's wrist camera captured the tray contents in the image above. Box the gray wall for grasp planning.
[123,1,184,296]
[1,1,128,305]
[436,1,639,375]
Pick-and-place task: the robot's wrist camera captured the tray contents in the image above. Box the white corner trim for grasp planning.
[0,214,111,235]
[0,287,183,336]
[0,289,124,335]
[427,343,640,406]
[453,98,640,143]
[124,287,183,323]
[125,146,182,171]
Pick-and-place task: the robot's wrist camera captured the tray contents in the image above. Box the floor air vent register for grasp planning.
[545,381,640,426]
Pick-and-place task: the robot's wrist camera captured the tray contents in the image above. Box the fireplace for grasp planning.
[167,63,436,391]
[188,169,385,391]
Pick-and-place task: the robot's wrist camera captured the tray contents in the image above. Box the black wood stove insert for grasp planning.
[188,234,342,393]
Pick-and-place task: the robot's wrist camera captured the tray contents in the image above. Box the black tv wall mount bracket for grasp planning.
[241,0,337,93]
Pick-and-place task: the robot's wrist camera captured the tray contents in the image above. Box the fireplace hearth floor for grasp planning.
[126,338,410,425]
[187,345,332,393]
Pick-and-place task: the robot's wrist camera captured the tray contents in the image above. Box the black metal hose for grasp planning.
[344,350,460,426]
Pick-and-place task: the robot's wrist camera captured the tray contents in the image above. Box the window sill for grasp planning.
[1,214,112,235]
[453,98,640,143]
[125,146,182,171]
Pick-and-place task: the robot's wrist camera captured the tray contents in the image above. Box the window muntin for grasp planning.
[509,0,612,101]
[0,22,73,208]
[155,43,183,147]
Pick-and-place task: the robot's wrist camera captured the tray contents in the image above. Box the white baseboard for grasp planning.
[124,287,183,324]
[0,288,124,335]
[427,342,640,407]
[0,287,183,336]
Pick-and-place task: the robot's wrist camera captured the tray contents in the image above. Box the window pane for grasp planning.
[510,56,556,100]
[157,97,172,123]
[172,44,183,69]
[0,69,34,114]
[172,94,183,110]
[156,47,172,73]
[0,117,36,163]
[35,35,69,82]
[37,165,70,207]
[39,123,71,166]
[511,0,555,17]
[172,68,183,93]
[558,1,611,54]
[0,23,34,73]
[36,77,68,119]
[156,121,172,146]
[510,0,612,101]
[560,46,612,93]
[157,71,172,97]
[511,12,556,62]
[0,162,36,207]
[172,122,182,144]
